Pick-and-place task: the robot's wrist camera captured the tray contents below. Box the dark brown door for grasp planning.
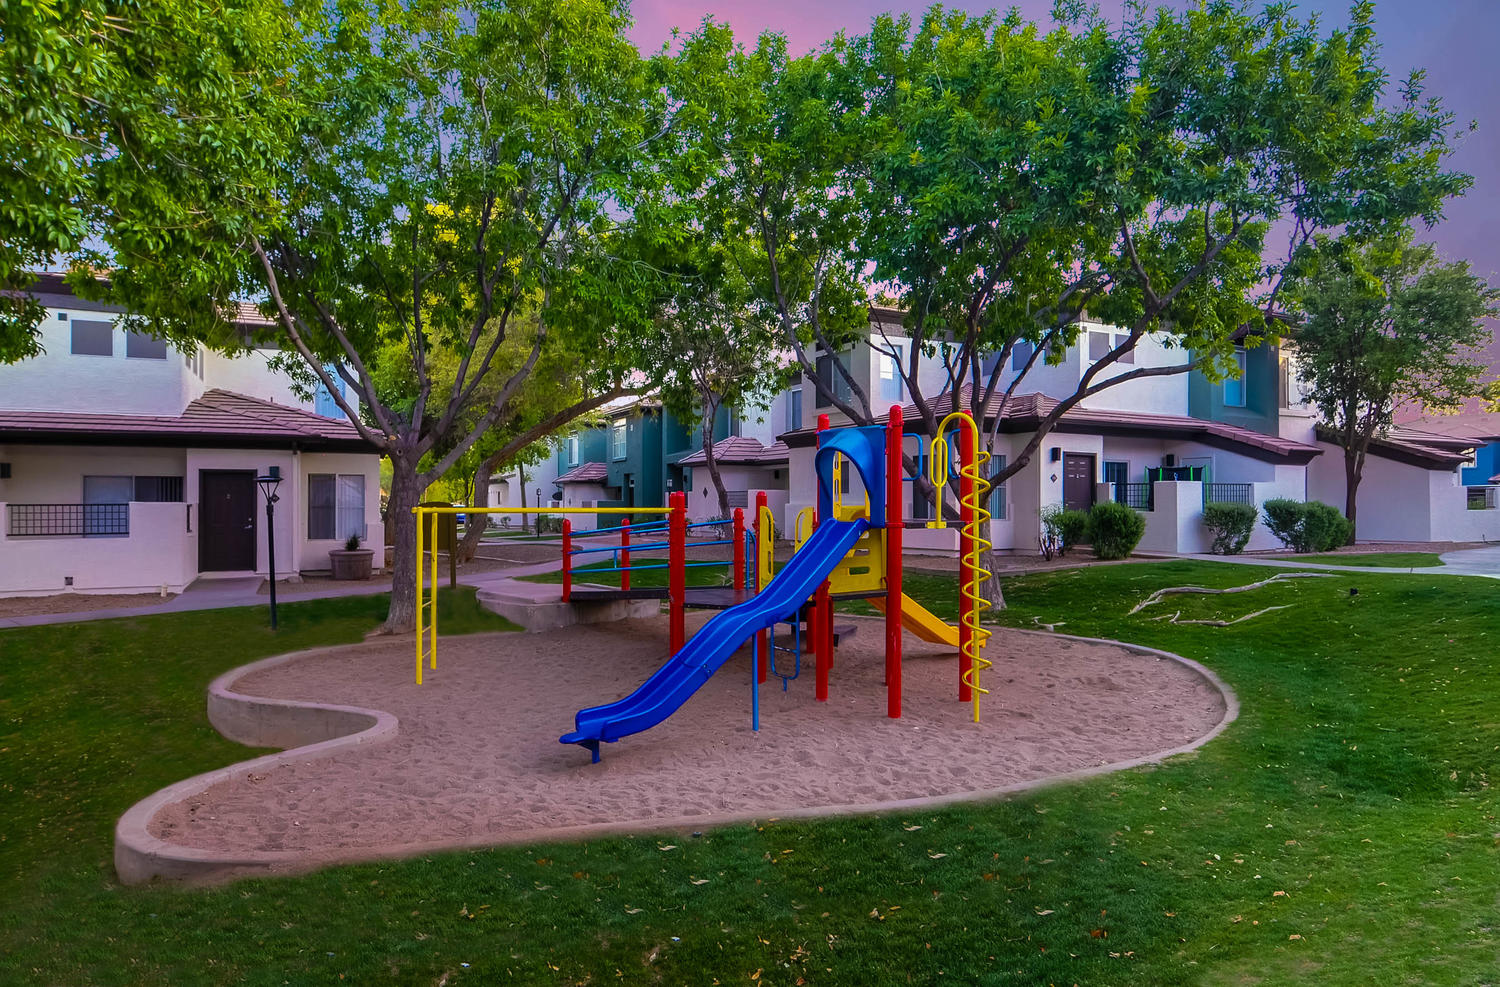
[200,471,257,571]
[1062,454,1096,512]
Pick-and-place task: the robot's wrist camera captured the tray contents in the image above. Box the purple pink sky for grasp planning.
[629,0,1499,368]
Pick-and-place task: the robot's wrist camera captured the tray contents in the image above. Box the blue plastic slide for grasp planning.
[560,517,870,761]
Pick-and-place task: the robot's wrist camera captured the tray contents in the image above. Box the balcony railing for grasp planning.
[1203,482,1254,505]
[1113,482,1153,510]
[6,503,130,537]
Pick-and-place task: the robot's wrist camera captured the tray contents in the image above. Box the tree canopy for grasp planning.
[1290,230,1498,536]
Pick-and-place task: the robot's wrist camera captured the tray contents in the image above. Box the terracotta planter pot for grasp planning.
[329,549,375,580]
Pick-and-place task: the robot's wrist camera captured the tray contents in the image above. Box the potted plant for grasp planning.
[329,533,375,580]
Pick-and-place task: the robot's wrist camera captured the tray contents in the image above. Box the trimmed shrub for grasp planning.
[1260,498,1351,552]
[535,513,564,535]
[1087,501,1146,560]
[1302,500,1353,552]
[1057,509,1091,551]
[1261,498,1305,549]
[1202,501,1257,555]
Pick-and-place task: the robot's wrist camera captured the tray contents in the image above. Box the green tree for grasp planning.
[1290,232,1498,539]
[677,3,1470,606]
[91,0,674,631]
[646,253,792,519]
[0,0,298,361]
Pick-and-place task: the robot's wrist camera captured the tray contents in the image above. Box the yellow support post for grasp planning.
[428,510,437,673]
[412,505,676,684]
[933,412,994,722]
[415,503,424,685]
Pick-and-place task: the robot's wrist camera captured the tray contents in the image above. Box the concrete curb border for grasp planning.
[113,646,399,885]
[113,625,1237,886]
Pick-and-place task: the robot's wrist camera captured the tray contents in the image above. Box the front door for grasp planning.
[199,470,257,571]
[1062,454,1096,512]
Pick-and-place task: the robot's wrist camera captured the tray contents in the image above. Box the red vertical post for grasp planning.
[958,419,976,702]
[886,404,904,718]
[732,508,745,593]
[754,491,768,683]
[561,519,572,603]
[620,518,631,592]
[669,492,686,654]
[815,582,832,701]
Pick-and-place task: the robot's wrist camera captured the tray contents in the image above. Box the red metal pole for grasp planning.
[886,404,903,718]
[620,518,631,592]
[815,581,831,701]
[669,492,686,654]
[754,491,768,683]
[733,507,745,593]
[561,518,572,603]
[958,418,975,702]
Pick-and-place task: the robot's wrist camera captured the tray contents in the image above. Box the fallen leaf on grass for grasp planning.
[690,878,711,886]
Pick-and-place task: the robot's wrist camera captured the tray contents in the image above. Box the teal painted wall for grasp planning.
[1188,343,1280,437]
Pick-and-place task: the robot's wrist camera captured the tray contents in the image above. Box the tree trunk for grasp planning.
[1344,446,1362,544]
[518,462,528,533]
[383,455,422,634]
[456,465,491,563]
[703,430,731,521]
[701,395,731,520]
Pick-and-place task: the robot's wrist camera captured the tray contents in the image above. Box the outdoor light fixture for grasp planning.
[256,467,283,630]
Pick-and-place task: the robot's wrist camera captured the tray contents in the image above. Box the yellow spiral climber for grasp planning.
[932,412,994,722]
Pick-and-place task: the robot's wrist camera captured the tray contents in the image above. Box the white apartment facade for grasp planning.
[0,275,384,596]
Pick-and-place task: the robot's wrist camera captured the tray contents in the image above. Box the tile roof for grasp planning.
[556,462,609,484]
[0,389,377,452]
[677,436,790,466]
[1405,412,1500,444]
[1314,424,1473,468]
[886,388,1321,463]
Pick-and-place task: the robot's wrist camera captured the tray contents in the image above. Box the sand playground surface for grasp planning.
[146,615,1227,871]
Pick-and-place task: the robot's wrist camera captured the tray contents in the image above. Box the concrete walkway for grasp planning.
[0,557,569,630]
[1150,544,1500,579]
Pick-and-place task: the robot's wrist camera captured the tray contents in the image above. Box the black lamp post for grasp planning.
[256,468,283,630]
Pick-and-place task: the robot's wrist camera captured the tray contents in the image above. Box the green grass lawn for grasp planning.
[3,564,1499,984]
[521,557,735,589]
[1268,551,1445,568]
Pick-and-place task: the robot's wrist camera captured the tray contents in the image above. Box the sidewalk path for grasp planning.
[0,554,568,630]
[1147,546,1500,579]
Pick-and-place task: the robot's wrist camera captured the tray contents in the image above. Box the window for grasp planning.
[1223,349,1247,407]
[1103,461,1129,487]
[1114,334,1133,365]
[814,351,852,408]
[786,386,803,431]
[567,436,580,466]
[125,330,167,360]
[1089,331,1111,360]
[133,476,184,502]
[877,349,903,403]
[308,474,366,541]
[83,475,133,537]
[314,364,344,418]
[611,421,627,460]
[1011,341,1035,371]
[989,455,1008,520]
[70,320,113,356]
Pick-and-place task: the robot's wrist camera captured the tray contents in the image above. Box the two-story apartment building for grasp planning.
[1190,331,1498,544]
[772,311,1323,552]
[0,275,384,596]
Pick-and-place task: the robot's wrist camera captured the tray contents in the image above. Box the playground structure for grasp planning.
[413,406,993,763]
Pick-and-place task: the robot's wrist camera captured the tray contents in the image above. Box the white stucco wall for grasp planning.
[0,501,196,595]
[0,311,200,415]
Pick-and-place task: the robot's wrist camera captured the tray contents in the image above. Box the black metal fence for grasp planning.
[1203,482,1254,505]
[6,503,130,537]
[1113,482,1153,510]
